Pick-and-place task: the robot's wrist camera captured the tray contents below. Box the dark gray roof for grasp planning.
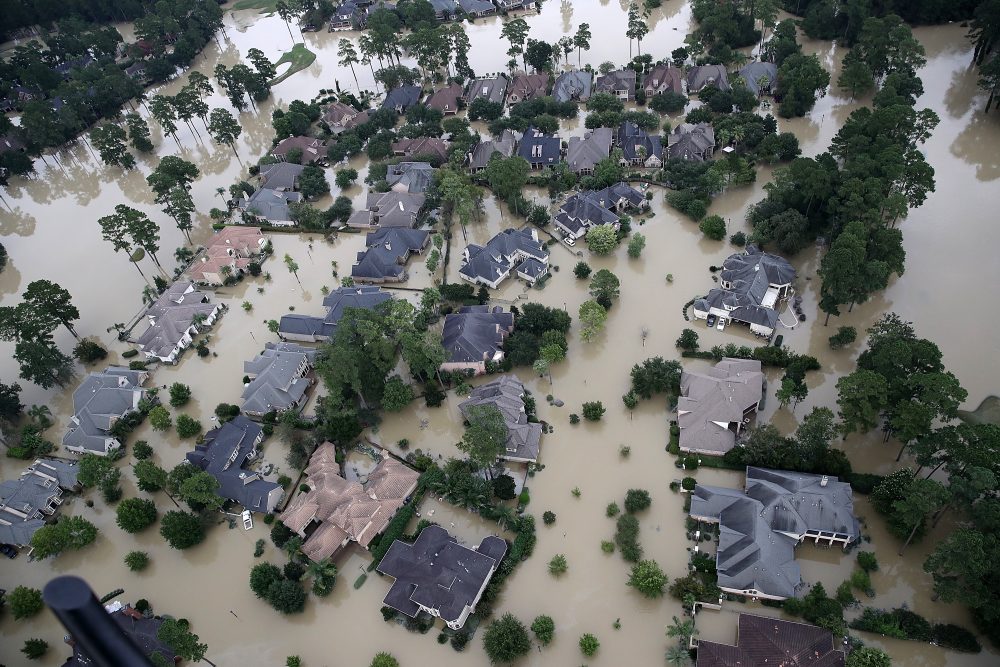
[382,86,423,111]
[466,74,509,104]
[0,459,79,546]
[553,183,643,236]
[377,525,507,625]
[697,613,845,667]
[617,121,663,163]
[186,415,280,512]
[566,127,612,172]
[457,0,495,14]
[241,342,317,415]
[594,69,636,96]
[459,376,542,461]
[687,64,731,92]
[468,130,516,170]
[426,84,464,112]
[678,358,764,454]
[667,122,716,161]
[690,468,860,599]
[258,162,305,191]
[459,228,548,285]
[441,306,513,364]
[738,61,778,96]
[280,285,392,339]
[386,161,434,194]
[428,0,457,15]
[352,228,430,281]
[553,70,592,102]
[64,606,178,667]
[516,127,560,167]
[64,367,147,453]
[695,246,795,326]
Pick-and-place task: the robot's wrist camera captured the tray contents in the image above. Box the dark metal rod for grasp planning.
[43,575,155,667]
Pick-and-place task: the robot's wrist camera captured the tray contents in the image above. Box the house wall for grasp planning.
[441,360,488,376]
[720,584,788,601]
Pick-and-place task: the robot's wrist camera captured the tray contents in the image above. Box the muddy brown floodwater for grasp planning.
[1,2,999,665]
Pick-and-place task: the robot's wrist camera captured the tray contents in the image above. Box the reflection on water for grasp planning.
[0,5,999,667]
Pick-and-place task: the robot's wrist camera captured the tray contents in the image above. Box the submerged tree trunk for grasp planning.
[898,520,922,555]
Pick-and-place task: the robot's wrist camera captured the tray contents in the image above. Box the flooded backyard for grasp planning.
[1,1,1000,665]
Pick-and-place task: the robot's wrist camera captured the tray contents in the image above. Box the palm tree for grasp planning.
[666,616,698,647]
[28,404,53,429]
[306,557,337,582]
[665,645,692,666]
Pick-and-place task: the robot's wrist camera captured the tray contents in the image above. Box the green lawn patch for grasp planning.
[270,43,317,86]
[231,0,280,13]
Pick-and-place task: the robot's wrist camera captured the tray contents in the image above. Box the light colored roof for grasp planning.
[566,127,612,172]
[466,74,509,104]
[189,226,265,282]
[241,342,317,414]
[386,161,434,194]
[459,375,542,461]
[738,61,778,96]
[64,368,147,452]
[459,228,548,285]
[594,69,636,94]
[553,70,592,102]
[678,358,764,454]
[258,162,305,191]
[135,282,218,359]
[688,64,731,91]
[281,443,420,561]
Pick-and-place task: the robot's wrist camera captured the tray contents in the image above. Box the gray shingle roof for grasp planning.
[442,306,513,364]
[566,127,612,173]
[135,282,219,360]
[643,63,683,94]
[678,358,764,454]
[258,162,305,191]
[459,375,543,461]
[667,122,716,161]
[348,190,425,228]
[241,342,317,415]
[352,227,430,281]
[63,606,178,667]
[690,468,860,600]
[382,86,423,111]
[186,415,281,512]
[64,367,147,453]
[378,524,507,626]
[240,187,302,222]
[694,245,795,330]
[466,74,509,104]
[279,285,392,340]
[458,0,495,14]
[517,126,560,167]
[386,161,434,194]
[553,70,592,102]
[0,459,79,546]
[459,228,548,286]
[688,64,731,92]
[426,84,465,113]
[617,121,663,163]
[594,69,636,97]
[467,130,516,171]
[738,61,778,96]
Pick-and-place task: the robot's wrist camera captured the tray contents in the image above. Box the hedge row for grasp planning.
[850,607,981,653]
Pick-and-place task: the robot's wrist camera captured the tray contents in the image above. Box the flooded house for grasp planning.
[0,459,79,548]
[351,227,430,283]
[236,186,302,226]
[594,69,637,101]
[440,305,514,375]
[381,85,423,113]
[552,69,592,103]
[458,227,549,289]
[506,73,551,104]
[687,64,731,92]
[187,226,267,285]
[279,285,392,342]
[134,282,222,363]
[689,467,860,600]
[270,136,328,164]
[346,190,425,229]
[566,127,613,175]
[391,137,449,163]
[616,120,664,168]
[677,358,764,456]
[377,525,507,629]
[281,442,419,561]
[62,602,179,666]
[553,182,644,239]
[696,614,846,666]
[257,162,305,193]
[458,0,496,17]
[459,375,543,463]
[642,63,684,96]
[517,126,560,169]
[241,342,318,418]
[738,61,778,96]
[667,122,716,162]
[466,129,516,173]
[426,83,464,115]
[329,1,367,31]
[63,367,149,456]
[186,415,283,514]
[321,101,370,134]
[691,245,796,337]
[466,73,509,105]
[386,161,435,194]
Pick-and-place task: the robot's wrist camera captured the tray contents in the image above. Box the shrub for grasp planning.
[271,522,294,548]
[579,633,600,657]
[601,540,615,553]
[606,502,620,517]
[493,474,517,500]
[518,489,531,506]
[283,561,305,581]
[482,613,532,664]
[828,326,857,349]
[615,514,642,562]
[624,489,652,513]
[148,405,171,431]
[370,653,400,667]
[933,623,981,653]
[699,215,726,240]
[683,455,699,469]
[569,413,580,424]
[531,615,555,645]
[133,440,153,459]
[22,638,49,659]
[159,511,204,550]
[286,657,302,667]
[682,477,697,491]
[175,414,202,439]
[73,340,108,363]
[628,559,667,598]
[574,261,592,279]
[730,231,747,246]
[9,586,44,619]
[124,550,150,571]
[168,383,192,407]
[542,511,556,525]
[582,401,605,421]
[250,562,283,598]
[548,554,568,575]
[254,539,266,557]
[116,498,158,533]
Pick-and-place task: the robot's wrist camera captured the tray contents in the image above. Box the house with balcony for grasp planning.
[281,443,420,561]
[678,358,764,456]
[346,190,425,229]
[0,459,79,548]
[241,342,318,418]
[594,69,636,101]
[616,121,663,168]
[279,285,392,342]
[329,1,367,31]
[459,376,542,462]
[441,306,514,375]
[689,467,860,600]
[553,182,644,239]
[134,282,222,363]
[186,416,282,513]
[642,63,684,96]
[692,245,795,337]
[459,228,549,289]
[378,525,507,629]
[188,226,267,285]
[63,367,149,456]
[351,227,430,283]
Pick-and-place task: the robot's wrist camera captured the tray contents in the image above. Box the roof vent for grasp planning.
[820,475,829,487]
